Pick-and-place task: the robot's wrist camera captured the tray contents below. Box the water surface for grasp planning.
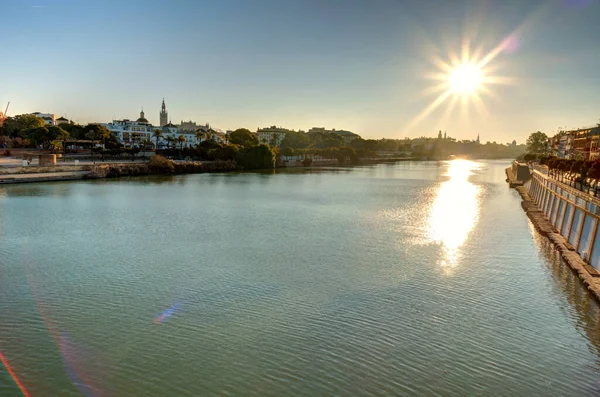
[2,160,600,396]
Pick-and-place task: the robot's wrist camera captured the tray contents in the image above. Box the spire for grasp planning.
[476,134,480,144]
[140,107,145,119]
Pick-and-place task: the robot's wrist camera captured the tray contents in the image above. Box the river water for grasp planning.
[2,160,600,396]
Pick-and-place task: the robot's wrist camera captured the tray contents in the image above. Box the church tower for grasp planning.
[476,134,480,145]
[160,98,168,127]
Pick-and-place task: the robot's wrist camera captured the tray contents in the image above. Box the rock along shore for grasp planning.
[515,185,600,301]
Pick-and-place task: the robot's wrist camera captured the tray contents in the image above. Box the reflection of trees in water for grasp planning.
[531,227,600,362]
[2,183,73,198]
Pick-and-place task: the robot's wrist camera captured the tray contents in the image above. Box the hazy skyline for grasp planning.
[1,0,599,142]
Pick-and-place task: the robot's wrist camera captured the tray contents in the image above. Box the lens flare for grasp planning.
[0,351,32,397]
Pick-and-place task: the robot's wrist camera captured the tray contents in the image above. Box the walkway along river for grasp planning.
[2,160,600,396]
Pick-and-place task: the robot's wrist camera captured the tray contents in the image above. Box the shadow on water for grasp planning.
[531,223,600,362]
[0,183,74,198]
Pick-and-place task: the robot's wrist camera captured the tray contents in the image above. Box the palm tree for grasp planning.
[177,135,186,158]
[195,130,204,146]
[153,129,163,152]
[165,135,175,149]
[131,132,140,148]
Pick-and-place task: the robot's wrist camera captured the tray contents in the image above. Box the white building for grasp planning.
[257,126,288,147]
[102,109,155,147]
[158,123,197,149]
[32,112,56,126]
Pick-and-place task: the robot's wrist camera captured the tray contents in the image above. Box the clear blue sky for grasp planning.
[1,0,599,142]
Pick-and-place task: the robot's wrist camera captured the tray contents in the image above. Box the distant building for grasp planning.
[56,116,69,125]
[512,139,517,147]
[102,109,155,147]
[178,120,198,132]
[159,98,168,127]
[257,126,289,147]
[197,123,226,143]
[32,112,56,126]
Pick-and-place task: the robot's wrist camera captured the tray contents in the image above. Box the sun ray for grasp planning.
[405,89,453,132]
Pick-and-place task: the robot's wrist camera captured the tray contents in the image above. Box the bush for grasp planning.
[302,157,313,166]
[148,155,174,173]
[236,144,276,170]
[3,149,10,156]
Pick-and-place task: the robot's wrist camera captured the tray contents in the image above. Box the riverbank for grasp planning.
[0,159,238,184]
[0,156,418,184]
[515,185,600,302]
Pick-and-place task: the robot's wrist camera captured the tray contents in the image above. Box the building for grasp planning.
[308,127,360,146]
[178,120,198,132]
[257,126,289,147]
[159,98,168,127]
[102,109,155,147]
[32,112,56,126]
[56,116,69,125]
[196,124,227,144]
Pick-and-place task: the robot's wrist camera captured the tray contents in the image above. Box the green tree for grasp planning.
[236,144,276,170]
[165,135,175,149]
[2,114,45,138]
[153,129,163,151]
[280,130,310,149]
[56,128,70,161]
[30,126,49,147]
[58,122,84,139]
[229,128,258,147]
[526,131,548,156]
[131,132,140,148]
[84,124,111,161]
[195,130,204,146]
[177,135,186,157]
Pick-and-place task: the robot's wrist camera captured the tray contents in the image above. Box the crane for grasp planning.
[0,101,9,122]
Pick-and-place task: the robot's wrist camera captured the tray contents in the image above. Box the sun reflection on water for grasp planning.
[428,160,481,274]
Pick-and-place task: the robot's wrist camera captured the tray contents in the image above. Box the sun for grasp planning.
[403,37,515,132]
[448,63,483,95]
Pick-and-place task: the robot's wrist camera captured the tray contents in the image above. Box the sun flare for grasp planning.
[404,37,516,132]
[448,63,483,95]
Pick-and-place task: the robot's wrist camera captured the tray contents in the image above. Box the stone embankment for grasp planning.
[0,160,237,184]
[516,186,600,301]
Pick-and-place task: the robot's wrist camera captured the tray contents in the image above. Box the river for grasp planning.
[2,160,600,396]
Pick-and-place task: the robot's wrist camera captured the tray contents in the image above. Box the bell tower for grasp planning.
[160,98,168,127]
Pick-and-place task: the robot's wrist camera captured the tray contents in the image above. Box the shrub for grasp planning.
[302,157,313,166]
[148,155,174,173]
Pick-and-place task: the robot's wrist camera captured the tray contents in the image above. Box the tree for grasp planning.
[280,147,295,157]
[177,135,186,157]
[280,130,310,149]
[29,126,50,147]
[58,122,84,140]
[195,130,204,146]
[153,129,163,151]
[2,114,45,138]
[165,135,175,149]
[526,131,548,156]
[236,144,276,170]
[84,124,111,161]
[229,128,258,147]
[56,129,70,161]
[131,132,140,148]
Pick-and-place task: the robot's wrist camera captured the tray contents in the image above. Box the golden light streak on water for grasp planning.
[427,160,481,274]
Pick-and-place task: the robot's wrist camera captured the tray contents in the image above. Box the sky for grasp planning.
[1,0,599,142]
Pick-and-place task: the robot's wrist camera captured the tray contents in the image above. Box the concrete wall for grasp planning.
[527,171,600,268]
